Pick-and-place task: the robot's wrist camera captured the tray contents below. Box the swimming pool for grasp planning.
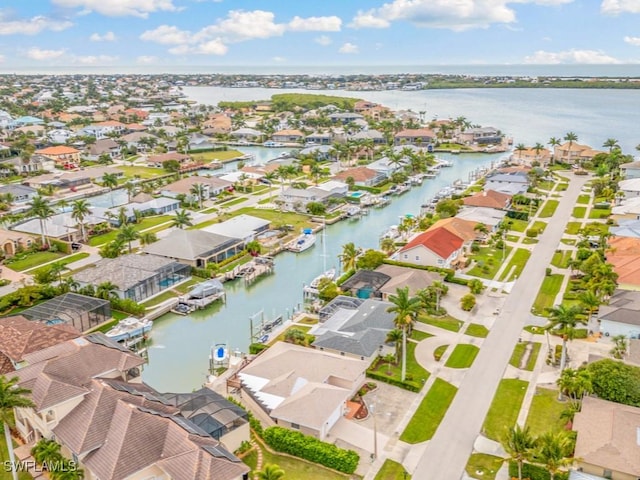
[348,191,365,198]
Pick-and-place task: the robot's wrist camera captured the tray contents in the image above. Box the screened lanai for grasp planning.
[20,293,111,332]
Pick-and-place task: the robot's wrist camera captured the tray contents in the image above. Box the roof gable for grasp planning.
[400,227,464,259]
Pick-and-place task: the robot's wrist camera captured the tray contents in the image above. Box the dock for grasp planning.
[223,256,275,284]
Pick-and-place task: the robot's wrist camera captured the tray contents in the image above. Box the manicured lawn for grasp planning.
[141,290,179,308]
[482,378,529,441]
[551,250,572,269]
[0,429,33,480]
[445,344,480,368]
[410,330,433,341]
[297,316,318,325]
[525,387,568,436]
[467,246,513,279]
[419,314,463,332]
[191,149,244,162]
[509,342,541,371]
[374,459,412,480]
[530,221,547,233]
[465,453,504,480]
[531,274,564,315]
[218,197,248,207]
[538,199,559,218]
[433,344,449,361]
[465,323,489,338]
[557,183,568,191]
[564,222,582,235]
[524,325,544,335]
[537,180,555,191]
[506,234,519,242]
[242,442,351,480]
[572,206,586,218]
[118,165,169,179]
[368,341,430,391]
[89,215,172,245]
[560,238,576,245]
[522,237,538,245]
[5,250,65,271]
[195,207,314,232]
[271,325,312,344]
[577,194,590,204]
[581,222,609,235]
[400,378,457,443]
[173,276,207,294]
[506,219,528,233]
[28,252,91,275]
[498,248,531,282]
[588,208,611,219]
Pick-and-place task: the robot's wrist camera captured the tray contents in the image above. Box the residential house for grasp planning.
[618,178,640,199]
[332,166,386,187]
[312,298,396,360]
[18,293,111,333]
[610,219,640,239]
[299,144,333,160]
[161,176,233,200]
[572,396,640,480]
[73,254,191,302]
[509,146,552,165]
[12,207,111,242]
[606,236,640,290]
[202,214,270,244]
[23,166,124,190]
[394,128,435,146]
[85,138,121,161]
[143,229,244,267]
[304,132,333,145]
[15,125,45,137]
[47,128,74,144]
[429,217,480,251]
[0,184,37,203]
[147,152,192,168]
[612,197,640,221]
[397,226,464,268]
[0,229,34,257]
[328,112,364,124]
[598,289,640,339]
[313,180,349,197]
[120,132,160,153]
[106,196,180,224]
[458,127,502,145]
[35,145,81,168]
[237,342,368,440]
[620,161,640,179]
[368,157,405,177]
[93,120,126,135]
[339,270,392,300]
[463,189,512,210]
[203,114,232,134]
[229,128,262,142]
[144,111,171,126]
[375,264,442,301]
[0,315,80,375]
[484,171,530,195]
[1,155,55,174]
[456,206,506,232]
[271,129,304,143]
[553,142,604,164]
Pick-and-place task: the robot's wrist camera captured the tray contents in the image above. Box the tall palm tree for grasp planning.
[116,224,139,253]
[385,328,403,362]
[532,431,573,476]
[172,209,193,229]
[71,199,91,242]
[139,231,158,246]
[514,143,526,162]
[189,183,206,210]
[533,142,545,163]
[0,375,35,480]
[577,291,600,325]
[502,425,535,480]
[96,281,119,300]
[602,138,619,153]
[430,281,448,312]
[548,137,561,165]
[256,464,285,480]
[339,242,359,273]
[27,195,54,246]
[123,181,136,203]
[102,172,119,207]
[31,438,62,465]
[563,132,578,165]
[557,367,592,409]
[544,304,586,377]
[387,287,422,381]
[380,237,396,255]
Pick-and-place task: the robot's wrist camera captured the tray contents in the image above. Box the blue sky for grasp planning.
[0,0,639,68]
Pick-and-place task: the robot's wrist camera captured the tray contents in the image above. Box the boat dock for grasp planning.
[224,256,275,284]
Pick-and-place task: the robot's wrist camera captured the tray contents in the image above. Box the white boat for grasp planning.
[346,205,361,217]
[106,317,152,342]
[263,140,285,147]
[310,268,336,288]
[287,229,316,253]
[187,279,224,299]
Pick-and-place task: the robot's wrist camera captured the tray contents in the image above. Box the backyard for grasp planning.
[4,250,66,271]
[195,207,315,232]
[118,165,171,179]
[88,215,173,246]
[482,378,528,441]
[191,149,244,163]
[399,378,457,443]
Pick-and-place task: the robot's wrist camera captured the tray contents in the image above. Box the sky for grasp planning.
[0,0,639,69]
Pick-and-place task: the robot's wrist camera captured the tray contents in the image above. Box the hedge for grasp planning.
[249,343,269,354]
[111,298,145,316]
[508,462,568,480]
[506,210,529,221]
[336,269,355,286]
[262,426,359,474]
[366,370,421,393]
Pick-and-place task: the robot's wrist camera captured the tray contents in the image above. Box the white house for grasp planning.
[618,178,640,199]
[621,161,640,179]
[397,226,464,268]
[598,289,640,339]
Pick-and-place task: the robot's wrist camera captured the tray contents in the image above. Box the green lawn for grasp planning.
[410,330,433,341]
[374,459,411,480]
[445,344,480,369]
[88,215,172,246]
[530,221,547,233]
[173,276,207,294]
[551,250,572,269]
[400,378,457,443]
[537,180,555,191]
[0,429,32,480]
[522,237,538,245]
[467,246,513,279]
[482,378,529,441]
[560,238,576,245]
[271,325,312,344]
[588,208,611,219]
[538,199,559,218]
[498,248,531,282]
[572,206,586,218]
[465,453,504,480]
[141,290,180,308]
[118,165,169,179]
[194,207,314,232]
[465,323,489,338]
[5,250,65,271]
[557,183,569,191]
[564,222,582,235]
[505,234,519,242]
[28,252,91,275]
[368,341,430,391]
[419,314,463,332]
[218,197,248,207]
[581,222,610,235]
[506,219,528,233]
[525,387,568,437]
[531,274,564,315]
[191,149,244,163]
[577,194,590,204]
[509,342,541,371]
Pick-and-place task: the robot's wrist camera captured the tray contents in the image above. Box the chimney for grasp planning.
[482,191,487,197]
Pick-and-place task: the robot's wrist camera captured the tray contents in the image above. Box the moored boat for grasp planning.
[106,317,152,342]
[310,268,336,288]
[287,229,316,253]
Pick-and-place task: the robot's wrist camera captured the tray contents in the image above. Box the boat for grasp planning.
[106,317,152,342]
[310,268,336,289]
[287,229,316,253]
[346,205,362,217]
[172,302,193,315]
[187,279,224,299]
[263,140,285,147]
[259,334,269,344]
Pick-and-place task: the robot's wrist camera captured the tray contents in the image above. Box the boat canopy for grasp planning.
[303,228,313,234]
[188,279,224,299]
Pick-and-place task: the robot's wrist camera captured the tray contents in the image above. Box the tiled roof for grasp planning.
[35,146,80,155]
[430,217,479,242]
[400,227,464,259]
[462,189,512,209]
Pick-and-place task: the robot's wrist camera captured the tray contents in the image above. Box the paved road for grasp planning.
[412,174,589,479]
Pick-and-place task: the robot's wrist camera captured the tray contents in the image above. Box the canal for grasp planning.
[142,151,503,391]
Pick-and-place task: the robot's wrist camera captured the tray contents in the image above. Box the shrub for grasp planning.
[508,462,568,480]
[111,298,145,316]
[526,228,539,238]
[366,370,420,392]
[545,267,552,276]
[460,294,476,311]
[262,426,359,474]
[249,343,269,354]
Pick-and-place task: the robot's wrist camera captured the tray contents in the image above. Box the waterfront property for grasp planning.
[459,127,502,145]
[237,342,368,440]
[19,293,111,333]
[394,128,435,146]
[147,151,192,168]
[202,214,270,244]
[161,175,233,200]
[73,254,191,302]
[429,217,481,252]
[456,206,506,232]
[397,226,464,269]
[143,229,244,267]
[484,171,529,195]
[34,145,81,168]
[332,166,386,187]
[339,271,391,299]
[597,289,640,339]
[22,166,125,190]
[106,196,180,224]
[375,264,442,300]
[12,207,111,242]
[0,183,37,203]
[462,189,512,210]
[552,141,604,164]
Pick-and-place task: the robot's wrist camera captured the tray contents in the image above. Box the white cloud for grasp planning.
[524,49,621,64]
[0,54,4,63]
[272,56,286,62]
[0,13,73,35]
[601,0,640,14]
[52,0,177,18]
[71,54,118,64]
[339,42,359,54]
[624,35,640,46]
[349,0,573,31]
[140,25,192,45]
[197,10,286,42]
[315,35,332,46]
[168,38,228,55]
[26,47,66,61]
[90,31,116,41]
[288,15,342,32]
[136,55,158,64]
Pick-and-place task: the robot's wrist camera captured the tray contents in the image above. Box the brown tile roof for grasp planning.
[332,166,379,182]
[375,264,442,297]
[0,315,80,370]
[273,129,304,137]
[430,217,478,242]
[163,176,232,194]
[573,396,640,476]
[462,189,512,209]
[607,236,640,286]
[35,146,80,155]
[395,128,436,137]
[400,227,464,259]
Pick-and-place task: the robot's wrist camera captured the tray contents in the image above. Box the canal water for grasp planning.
[142,151,502,391]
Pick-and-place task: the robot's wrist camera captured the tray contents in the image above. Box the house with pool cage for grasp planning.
[17,293,111,332]
[73,254,191,303]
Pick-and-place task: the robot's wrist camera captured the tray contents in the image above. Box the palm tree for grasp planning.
[563,132,578,165]
[557,367,592,409]
[190,183,206,210]
[49,262,66,284]
[578,291,600,324]
[533,142,545,163]
[172,209,193,229]
[27,195,54,246]
[31,438,62,465]
[102,172,119,207]
[430,281,448,312]
[96,281,118,300]
[117,224,139,253]
[603,138,619,153]
[544,304,586,377]
[123,181,136,203]
[380,237,396,255]
[339,242,359,273]
[71,199,91,242]
[502,425,535,480]
[139,231,158,246]
[532,431,573,476]
[514,143,526,162]
[610,334,628,359]
[0,375,35,480]
[256,464,285,480]
[385,328,403,362]
[387,287,422,381]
